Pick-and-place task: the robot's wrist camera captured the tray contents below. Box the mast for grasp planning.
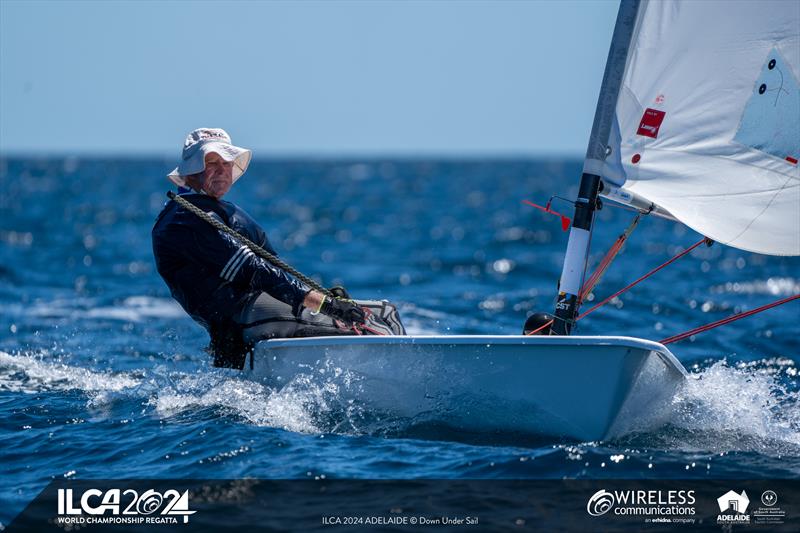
[552,0,642,335]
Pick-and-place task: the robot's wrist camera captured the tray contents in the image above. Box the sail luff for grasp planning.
[583,0,642,169]
[552,0,643,335]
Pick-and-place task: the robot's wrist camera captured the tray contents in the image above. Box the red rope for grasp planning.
[660,293,800,345]
[580,239,623,302]
[357,324,387,336]
[577,237,711,320]
[579,214,641,303]
[350,307,388,336]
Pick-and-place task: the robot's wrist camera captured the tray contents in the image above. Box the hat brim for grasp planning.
[167,142,252,188]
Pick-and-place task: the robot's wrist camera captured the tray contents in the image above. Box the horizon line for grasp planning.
[0,150,586,161]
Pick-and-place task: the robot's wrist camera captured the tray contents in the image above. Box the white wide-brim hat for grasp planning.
[167,128,252,187]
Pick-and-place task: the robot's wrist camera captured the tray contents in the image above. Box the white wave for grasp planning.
[20,295,186,323]
[397,303,454,335]
[666,359,800,452]
[84,296,186,322]
[398,303,450,321]
[5,347,797,454]
[148,370,353,435]
[0,351,140,394]
[401,318,441,335]
[0,348,361,435]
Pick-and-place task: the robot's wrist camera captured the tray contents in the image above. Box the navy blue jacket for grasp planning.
[152,192,309,335]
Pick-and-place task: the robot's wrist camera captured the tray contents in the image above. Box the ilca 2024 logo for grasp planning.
[56,488,196,526]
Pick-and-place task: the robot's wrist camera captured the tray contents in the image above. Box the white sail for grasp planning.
[589,0,800,256]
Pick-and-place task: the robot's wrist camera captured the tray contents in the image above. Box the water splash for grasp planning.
[0,351,139,394]
[652,358,800,454]
[3,347,799,458]
[0,349,369,436]
[148,370,352,434]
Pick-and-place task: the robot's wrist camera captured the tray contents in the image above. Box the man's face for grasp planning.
[201,152,234,199]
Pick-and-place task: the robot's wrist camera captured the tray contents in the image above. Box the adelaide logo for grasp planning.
[717,489,750,524]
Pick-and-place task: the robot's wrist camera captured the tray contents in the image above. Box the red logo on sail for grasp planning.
[637,108,666,138]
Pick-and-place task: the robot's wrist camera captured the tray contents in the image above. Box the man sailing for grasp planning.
[152,128,403,369]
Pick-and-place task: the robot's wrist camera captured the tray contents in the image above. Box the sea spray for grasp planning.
[670,359,800,450]
[147,363,368,435]
[0,351,139,395]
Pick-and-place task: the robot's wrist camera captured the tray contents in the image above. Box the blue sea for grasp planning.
[1,157,798,527]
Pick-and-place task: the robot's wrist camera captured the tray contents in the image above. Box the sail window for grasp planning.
[733,47,799,165]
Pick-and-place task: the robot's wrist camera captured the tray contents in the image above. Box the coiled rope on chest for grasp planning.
[167,191,334,299]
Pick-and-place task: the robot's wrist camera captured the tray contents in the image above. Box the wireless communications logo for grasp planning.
[56,488,196,526]
[586,489,696,521]
[587,490,615,516]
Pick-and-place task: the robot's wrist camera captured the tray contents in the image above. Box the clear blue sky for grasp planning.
[0,0,618,156]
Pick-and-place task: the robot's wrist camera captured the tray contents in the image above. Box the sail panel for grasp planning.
[599,0,800,256]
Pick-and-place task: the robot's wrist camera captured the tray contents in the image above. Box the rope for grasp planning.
[167,191,333,298]
[579,213,642,303]
[660,293,800,345]
[353,307,389,336]
[168,191,390,336]
[578,209,597,309]
[577,237,712,320]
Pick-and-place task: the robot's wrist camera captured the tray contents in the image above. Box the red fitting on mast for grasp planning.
[522,200,571,232]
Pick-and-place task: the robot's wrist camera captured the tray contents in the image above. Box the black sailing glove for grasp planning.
[320,296,366,327]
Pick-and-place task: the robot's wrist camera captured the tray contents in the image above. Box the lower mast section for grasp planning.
[552,173,602,335]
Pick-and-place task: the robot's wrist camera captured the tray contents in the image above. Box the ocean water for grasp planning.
[1,157,798,526]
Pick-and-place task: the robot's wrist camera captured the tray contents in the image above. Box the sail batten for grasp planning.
[593,0,800,256]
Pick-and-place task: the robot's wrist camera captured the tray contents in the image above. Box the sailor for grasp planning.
[152,128,370,369]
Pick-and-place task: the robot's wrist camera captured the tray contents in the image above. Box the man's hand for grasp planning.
[320,296,366,327]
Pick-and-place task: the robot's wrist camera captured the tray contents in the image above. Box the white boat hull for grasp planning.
[246,335,687,442]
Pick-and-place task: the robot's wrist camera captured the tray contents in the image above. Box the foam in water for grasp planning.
[0,350,364,436]
[148,371,345,434]
[3,349,798,454]
[664,359,800,453]
[0,351,139,394]
[84,296,186,322]
[9,295,186,323]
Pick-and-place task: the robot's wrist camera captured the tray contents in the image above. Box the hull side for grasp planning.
[248,336,686,441]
